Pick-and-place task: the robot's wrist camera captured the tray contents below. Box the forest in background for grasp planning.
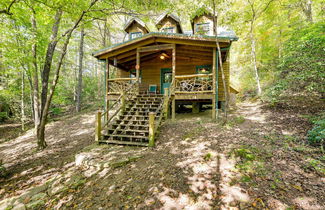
[0,0,324,146]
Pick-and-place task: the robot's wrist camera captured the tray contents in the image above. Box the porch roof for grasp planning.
[92,32,238,59]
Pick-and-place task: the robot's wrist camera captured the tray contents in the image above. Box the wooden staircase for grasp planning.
[101,94,164,146]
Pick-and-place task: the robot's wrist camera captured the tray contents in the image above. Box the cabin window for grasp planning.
[196,65,211,74]
[196,65,212,82]
[129,32,142,39]
[195,23,210,35]
[161,27,175,33]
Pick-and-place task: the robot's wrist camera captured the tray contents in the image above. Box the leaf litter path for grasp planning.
[0,102,324,209]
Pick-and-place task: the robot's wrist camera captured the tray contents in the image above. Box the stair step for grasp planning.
[108,128,148,133]
[121,115,160,119]
[100,93,165,147]
[107,134,148,138]
[100,140,148,147]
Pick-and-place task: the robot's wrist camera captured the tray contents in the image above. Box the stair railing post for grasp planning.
[163,88,169,119]
[95,111,102,143]
[148,112,155,147]
[121,91,126,113]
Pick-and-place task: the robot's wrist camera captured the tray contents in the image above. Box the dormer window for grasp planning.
[130,32,142,40]
[195,23,210,35]
[161,27,175,33]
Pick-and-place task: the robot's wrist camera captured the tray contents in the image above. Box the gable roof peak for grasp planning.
[123,17,149,33]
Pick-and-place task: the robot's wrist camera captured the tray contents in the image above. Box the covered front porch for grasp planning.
[103,42,230,120]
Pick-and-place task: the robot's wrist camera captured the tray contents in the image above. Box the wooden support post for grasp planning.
[148,112,155,147]
[163,88,169,119]
[172,44,176,121]
[212,48,216,120]
[121,92,126,112]
[106,59,110,122]
[192,102,200,114]
[172,44,176,92]
[172,96,175,120]
[95,111,101,143]
[136,49,140,93]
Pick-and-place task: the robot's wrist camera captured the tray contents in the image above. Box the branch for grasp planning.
[0,0,18,15]
[256,0,276,18]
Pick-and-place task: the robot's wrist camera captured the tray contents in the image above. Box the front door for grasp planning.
[160,68,172,94]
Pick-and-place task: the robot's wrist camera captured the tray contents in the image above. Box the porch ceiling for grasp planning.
[110,44,227,71]
[93,32,233,60]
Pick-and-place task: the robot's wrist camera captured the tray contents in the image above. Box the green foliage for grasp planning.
[190,6,212,21]
[0,159,7,177]
[0,112,8,121]
[233,147,256,161]
[203,153,212,161]
[279,23,324,92]
[263,23,325,101]
[306,158,325,175]
[307,118,325,145]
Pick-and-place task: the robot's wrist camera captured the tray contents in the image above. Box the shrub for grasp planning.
[308,118,325,145]
[0,112,8,122]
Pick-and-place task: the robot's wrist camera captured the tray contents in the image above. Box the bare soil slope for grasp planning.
[0,102,324,209]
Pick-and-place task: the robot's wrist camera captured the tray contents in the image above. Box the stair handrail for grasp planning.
[101,80,139,130]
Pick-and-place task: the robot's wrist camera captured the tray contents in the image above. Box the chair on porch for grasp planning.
[148,84,158,94]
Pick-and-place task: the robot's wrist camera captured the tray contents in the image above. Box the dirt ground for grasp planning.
[0,101,324,209]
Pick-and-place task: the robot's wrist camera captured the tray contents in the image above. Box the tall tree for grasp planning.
[76,27,85,112]
[36,0,100,149]
[211,0,229,122]
[245,0,275,95]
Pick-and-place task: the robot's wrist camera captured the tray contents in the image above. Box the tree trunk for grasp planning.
[212,0,228,122]
[31,9,40,133]
[21,69,25,131]
[40,9,62,115]
[76,27,85,112]
[250,20,262,96]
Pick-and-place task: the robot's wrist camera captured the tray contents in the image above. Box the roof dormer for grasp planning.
[124,18,150,40]
[156,13,183,34]
[190,8,215,36]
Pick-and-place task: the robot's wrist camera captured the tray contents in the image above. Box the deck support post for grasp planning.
[106,59,110,122]
[163,88,169,119]
[212,48,217,120]
[95,111,102,143]
[148,112,155,147]
[192,102,200,114]
[136,49,140,94]
[172,96,175,120]
[172,44,176,120]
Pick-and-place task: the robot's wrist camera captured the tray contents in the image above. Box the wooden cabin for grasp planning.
[156,13,183,34]
[93,13,238,146]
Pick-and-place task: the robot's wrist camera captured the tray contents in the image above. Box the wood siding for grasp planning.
[157,17,180,33]
[125,22,148,35]
[192,15,214,36]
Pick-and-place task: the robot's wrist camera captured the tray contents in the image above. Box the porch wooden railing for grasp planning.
[174,73,213,94]
[108,77,138,95]
[95,81,138,142]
